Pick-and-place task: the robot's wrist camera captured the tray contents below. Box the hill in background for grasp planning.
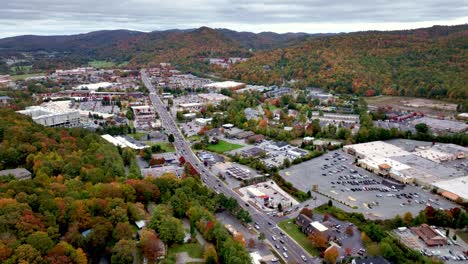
[0,24,466,100]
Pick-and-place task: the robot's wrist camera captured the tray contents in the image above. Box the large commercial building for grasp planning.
[343,140,466,186]
[131,105,158,129]
[203,81,245,91]
[432,176,468,203]
[18,103,80,128]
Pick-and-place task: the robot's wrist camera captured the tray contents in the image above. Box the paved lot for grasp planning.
[280,150,459,219]
[180,120,203,137]
[238,181,300,214]
[230,140,307,168]
[394,228,468,263]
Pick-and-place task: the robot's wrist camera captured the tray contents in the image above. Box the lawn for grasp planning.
[278,219,320,256]
[168,242,204,259]
[268,104,279,111]
[128,132,147,140]
[88,60,116,68]
[456,230,468,244]
[205,140,243,153]
[11,72,45,81]
[149,142,176,153]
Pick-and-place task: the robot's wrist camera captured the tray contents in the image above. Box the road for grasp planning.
[141,70,316,264]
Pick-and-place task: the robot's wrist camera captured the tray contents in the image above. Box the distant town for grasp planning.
[0,60,467,264]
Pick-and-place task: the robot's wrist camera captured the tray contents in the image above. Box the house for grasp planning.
[296,214,313,232]
[295,214,329,235]
[351,256,390,264]
[0,168,32,180]
[411,224,447,247]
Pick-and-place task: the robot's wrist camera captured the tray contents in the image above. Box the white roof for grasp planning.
[250,252,262,264]
[179,103,203,108]
[131,105,152,110]
[198,93,231,101]
[204,81,244,89]
[344,141,410,157]
[433,176,468,201]
[101,134,149,150]
[135,220,146,229]
[247,187,266,197]
[74,82,115,91]
[311,221,328,232]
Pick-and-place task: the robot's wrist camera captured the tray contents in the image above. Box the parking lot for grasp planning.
[230,140,308,168]
[280,150,458,219]
[238,181,299,213]
[180,120,203,137]
[394,228,468,263]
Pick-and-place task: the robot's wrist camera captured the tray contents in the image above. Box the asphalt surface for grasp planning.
[141,70,315,264]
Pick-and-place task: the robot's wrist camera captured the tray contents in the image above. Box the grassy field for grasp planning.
[268,104,279,111]
[206,140,243,153]
[128,132,147,140]
[149,142,176,153]
[278,219,319,256]
[88,60,116,68]
[456,231,468,243]
[167,242,204,259]
[11,72,45,81]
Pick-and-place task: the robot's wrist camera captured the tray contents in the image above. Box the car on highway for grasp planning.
[282,252,288,258]
[254,224,260,230]
[283,246,287,252]
[301,255,307,262]
[275,244,280,249]
[271,257,279,262]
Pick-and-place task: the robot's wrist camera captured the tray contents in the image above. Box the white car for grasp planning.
[271,257,279,262]
[301,255,307,261]
[282,252,288,258]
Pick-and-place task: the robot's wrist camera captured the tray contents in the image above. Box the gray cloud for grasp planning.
[0,0,466,37]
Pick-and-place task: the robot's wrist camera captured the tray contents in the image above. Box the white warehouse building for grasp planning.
[18,106,80,128]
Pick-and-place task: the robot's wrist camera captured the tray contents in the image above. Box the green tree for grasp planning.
[26,231,54,255]
[111,239,136,264]
[168,134,175,143]
[158,216,185,245]
[204,243,218,264]
[12,244,44,264]
[415,123,429,134]
[126,109,134,120]
[113,222,134,241]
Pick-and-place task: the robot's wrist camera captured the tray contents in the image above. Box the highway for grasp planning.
[141,70,317,264]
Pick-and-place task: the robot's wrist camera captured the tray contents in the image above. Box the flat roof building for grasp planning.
[432,176,468,203]
[0,168,32,180]
[18,106,80,128]
[203,81,245,90]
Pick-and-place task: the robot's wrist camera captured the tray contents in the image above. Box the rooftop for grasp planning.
[433,176,468,201]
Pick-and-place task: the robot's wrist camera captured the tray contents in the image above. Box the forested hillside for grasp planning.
[1,25,467,100]
[223,25,468,100]
[0,109,251,264]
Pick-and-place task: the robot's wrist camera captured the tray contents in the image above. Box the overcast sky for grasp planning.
[1,0,467,38]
